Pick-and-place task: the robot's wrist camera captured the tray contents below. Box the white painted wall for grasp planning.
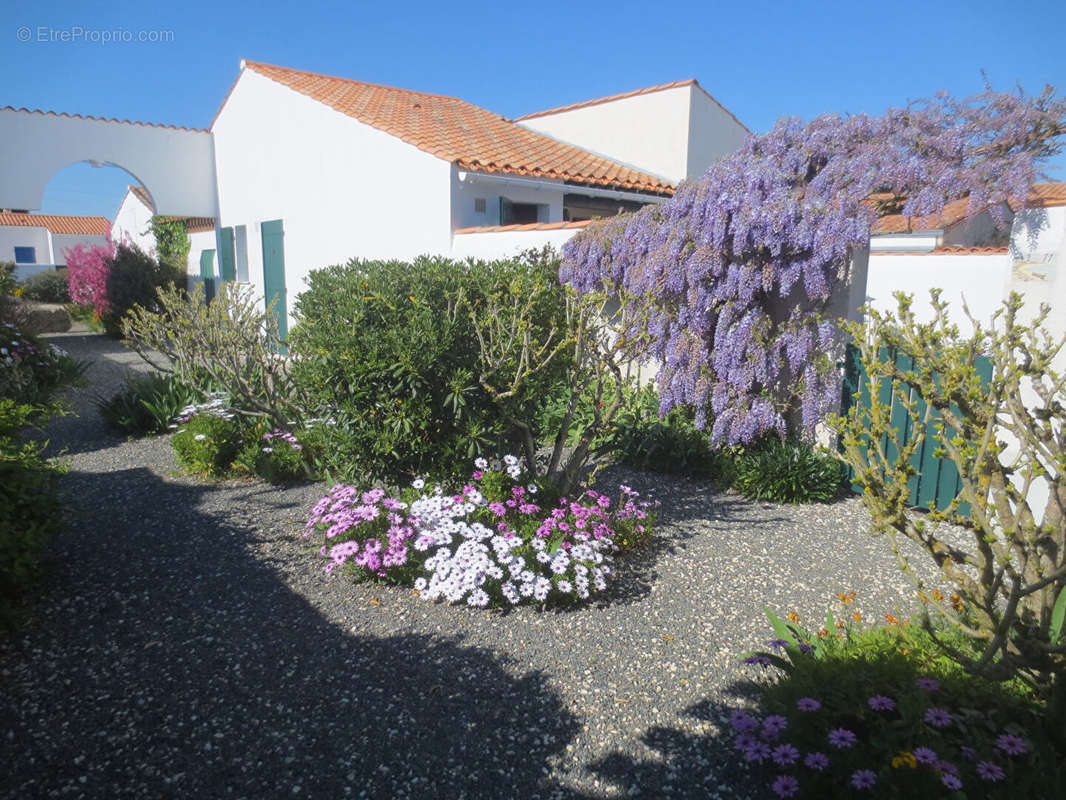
[451,170,564,230]
[517,85,693,184]
[0,108,217,217]
[1,224,52,280]
[211,68,454,313]
[111,189,156,252]
[865,251,1011,335]
[186,229,218,277]
[869,232,942,252]
[685,86,751,180]
[1011,205,1066,274]
[451,226,583,261]
[52,233,108,265]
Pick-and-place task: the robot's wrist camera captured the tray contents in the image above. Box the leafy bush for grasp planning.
[99,372,203,436]
[1,324,88,406]
[730,437,843,503]
[731,600,1063,798]
[20,269,71,304]
[171,401,244,477]
[831,292,1065,724]
[0,400,67,630]
[234,424,316,484]
[304,456,657,606]
[103,242,182,337]
[289,254,570,484]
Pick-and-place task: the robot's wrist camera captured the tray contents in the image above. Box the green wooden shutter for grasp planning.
[219,227,236,282]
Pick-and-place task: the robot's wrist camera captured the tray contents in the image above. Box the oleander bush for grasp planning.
[304,455,657,607]
[289,254,570,484]
[731,597,1064,798]
[19,269,71,304]
[730,437,844,504]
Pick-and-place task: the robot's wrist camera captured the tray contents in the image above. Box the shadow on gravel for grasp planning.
[574,690,765,800]
[0,466,581,799]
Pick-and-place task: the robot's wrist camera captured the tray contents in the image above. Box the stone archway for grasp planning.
[0,107,217,217]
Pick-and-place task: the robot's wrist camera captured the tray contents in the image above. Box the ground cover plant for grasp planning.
[304,455,656,607]
[730,437,843,504]
[99,371,204,436]
[831,292,1066,737]
[732,596,1063,798]
[561,83,1066,446]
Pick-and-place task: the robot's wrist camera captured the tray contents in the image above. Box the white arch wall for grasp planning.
[0,108,217,217]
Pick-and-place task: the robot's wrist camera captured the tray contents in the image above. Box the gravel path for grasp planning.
[1,334,944,799]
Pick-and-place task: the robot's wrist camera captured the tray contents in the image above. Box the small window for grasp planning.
[474,197,487,214]
[499,198,541,225]
[13,246,36,264]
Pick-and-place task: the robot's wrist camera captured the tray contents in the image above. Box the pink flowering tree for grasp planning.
[560,84,1066,446]
[65,240,115,317]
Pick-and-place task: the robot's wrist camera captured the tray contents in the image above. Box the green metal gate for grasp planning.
[839,343,993,514]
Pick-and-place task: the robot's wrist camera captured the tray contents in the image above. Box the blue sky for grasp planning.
[4,0,1065,218]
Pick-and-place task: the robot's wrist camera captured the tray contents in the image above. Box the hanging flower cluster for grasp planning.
[303,456,657,607]
[560,85,1066,445]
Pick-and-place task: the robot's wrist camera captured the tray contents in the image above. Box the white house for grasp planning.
[111,184,217,276]
[0,211,109,281]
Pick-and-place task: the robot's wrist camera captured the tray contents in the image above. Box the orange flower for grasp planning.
[933,589,944,601]
[852,611,862,622]
[837,591,856,604]
[885,614,899,625]
[950,594,964,611]
[818,628,829,638]
[787,612,800,622]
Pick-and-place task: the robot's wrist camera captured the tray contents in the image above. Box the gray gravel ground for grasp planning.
[2,334,946,799]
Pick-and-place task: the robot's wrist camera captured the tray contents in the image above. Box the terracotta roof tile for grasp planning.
[125,185,215,233]
[516,79,750,133]
[0,106,206,132]
[0,212,110,236]
[886,245,1009,256]
[241,61,674,195]
[454,220,592,234]
[1022,181,1066,208]
[873,183,1066,234]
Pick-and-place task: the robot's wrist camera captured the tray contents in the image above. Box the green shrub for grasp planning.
[288,254,569,484]
[733,602,1062,798]
[0,400,66,630]
[234,423,318,483]
[171,412,244,477]
[99,372,203,436]
[19,269,71,304]
[0,324,88,406]
[103,241,183,337]
[730,436,843,503]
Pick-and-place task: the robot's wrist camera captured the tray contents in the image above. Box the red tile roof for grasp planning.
[0,105,206,132]
[240,61,675,195]
[516,79,750,133]
[873,183,1066,234]
[0,212,110,236]
[1023,181,1066,208]
[885,246,1009,256]
[126,185,215,233]
[454,220,592,234]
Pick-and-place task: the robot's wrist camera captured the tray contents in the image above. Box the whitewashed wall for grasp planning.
[685,85,751,180]
[451,170,564,230]
[450,226,584,261]
[1,225,52,280]
[110,190,156,252]
[212,67,453,313]
[52,233,108,265]
[186,229,218,277]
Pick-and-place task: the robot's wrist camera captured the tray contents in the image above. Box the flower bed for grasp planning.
[304,456,657,608]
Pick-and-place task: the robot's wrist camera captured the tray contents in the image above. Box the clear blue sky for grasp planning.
[4,0,1065,218]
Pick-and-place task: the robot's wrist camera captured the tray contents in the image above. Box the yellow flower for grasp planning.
[891,752,917,769]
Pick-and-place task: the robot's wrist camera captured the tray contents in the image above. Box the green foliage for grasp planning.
[730,436,844,503]
[0,261,16,297]
[149,217,191,273]
[171,413,243,477]
[829,291,1065,714]
[288,254,569,484]
[104,241,183,337]
[234,423,319,484]
[0,400,67,630]
[19,269,71,304]
[738,602,1062,798]
[98,372,202,436]
[0,324,88,406]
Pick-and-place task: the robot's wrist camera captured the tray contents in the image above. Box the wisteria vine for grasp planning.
[560,84,1066,445]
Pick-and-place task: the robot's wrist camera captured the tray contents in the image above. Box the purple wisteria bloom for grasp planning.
[867,695,895,711]
[804,752,829,770]
[995,733,1028,756]
[771,744,800,766]
[976,761,1006,781]
[828,728,857,749]
[796,697,821,711]
[924,707,953,728]
[850,770,876,790]
[770,775,799,798]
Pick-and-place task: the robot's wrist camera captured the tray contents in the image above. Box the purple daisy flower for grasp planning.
[938,761,958,776]
[772,744,800,766]
[796,697,821,711]
[730,710,758,733]
[941,773,963,791]
[733,733,757,752]
[762,715,788,735]
[742,655,772,666]
[828,728,857,749]
[916,677,940,691]
[743,742,771,763]
[770,775,799,798]
[995,733,1028,756]
[850,770,876,790]
[804,751,829,770]
[867,695,896,711]
[976,761,1005,782]
[924,707,953,728]
[913,747,938,765]
[768,638,789,650]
